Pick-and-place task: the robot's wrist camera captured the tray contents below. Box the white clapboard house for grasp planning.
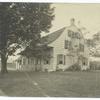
[15,18,90,71]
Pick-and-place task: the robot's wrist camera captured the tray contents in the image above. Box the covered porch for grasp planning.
[15,45,54,72]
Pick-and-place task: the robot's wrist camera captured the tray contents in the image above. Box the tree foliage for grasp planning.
[0,3,54,73]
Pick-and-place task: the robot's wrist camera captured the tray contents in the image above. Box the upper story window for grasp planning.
[65,40,69,49]
[68,30,81,39]
[68,30,73,38]
[65,40,72,50]
[79,43,84,52]
[75,32,81,39]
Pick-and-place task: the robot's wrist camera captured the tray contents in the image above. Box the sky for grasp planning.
[42,3,100,39]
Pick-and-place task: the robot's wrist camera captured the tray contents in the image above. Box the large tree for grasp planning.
[0,3,54,74]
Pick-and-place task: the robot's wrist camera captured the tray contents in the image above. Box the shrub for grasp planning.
[66,63,81,71]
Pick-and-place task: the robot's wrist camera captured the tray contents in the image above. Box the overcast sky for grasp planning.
[42,3,100,39]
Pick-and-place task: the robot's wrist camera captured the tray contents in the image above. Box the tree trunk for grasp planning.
[1,51,8,74]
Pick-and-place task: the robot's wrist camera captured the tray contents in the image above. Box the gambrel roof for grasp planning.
[41,24,84,45]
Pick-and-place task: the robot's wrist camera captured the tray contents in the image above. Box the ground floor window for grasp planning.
[18,59,22,65]
[44,59,50,64]
[57,54,65,65]
[35,58,41,65]
[22,58,26,65]
[26,58,30,65]
[38,59,41,64]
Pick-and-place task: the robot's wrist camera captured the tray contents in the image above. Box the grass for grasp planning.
[0,70,100,97]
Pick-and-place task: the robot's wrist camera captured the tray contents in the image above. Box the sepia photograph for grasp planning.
[0,2,100,98]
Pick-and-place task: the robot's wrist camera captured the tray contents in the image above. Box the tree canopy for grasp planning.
[0,3,55,73]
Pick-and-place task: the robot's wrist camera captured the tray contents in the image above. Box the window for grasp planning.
[74,45,78,47]
[46,61,49,64]
[82,58,88,66]
[30,58,35,64]
[68,30,72,37]
[83,62,86,65]
[79,44,84,52]
[28,58,30,64]
[59,61,63,64]
[35,59,38,64]
[68,30,81,39]
[22,58,26,65]
[18,59,22,65]
[65,40,72,50]
[68,41,72,50]
[57,54,65,65]
[28,58,33,64]
[75,32,81,39]
[65,40,69,49]
[36,59,41,64]
[44,60,49,64]
[32,58,34,64]
[57,54,63,65]
[68,30,74,38]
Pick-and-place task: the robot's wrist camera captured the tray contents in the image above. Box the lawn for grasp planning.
[0,70,100,97]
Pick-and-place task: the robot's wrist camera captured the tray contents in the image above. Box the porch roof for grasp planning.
[19,45,53,57]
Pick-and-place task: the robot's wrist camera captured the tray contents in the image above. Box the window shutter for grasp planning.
[65,40,69,49]
[68,41,71,50]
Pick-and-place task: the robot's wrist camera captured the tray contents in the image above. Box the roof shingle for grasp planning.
[41,27,66,44]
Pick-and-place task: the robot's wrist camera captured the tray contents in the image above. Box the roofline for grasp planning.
[42,26,66,38]
[41,27,66,45]
[41,25,86,45]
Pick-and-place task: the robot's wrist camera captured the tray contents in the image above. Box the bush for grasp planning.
[66,63,81,71]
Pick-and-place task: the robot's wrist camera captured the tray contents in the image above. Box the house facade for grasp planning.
[16,19,90,71]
